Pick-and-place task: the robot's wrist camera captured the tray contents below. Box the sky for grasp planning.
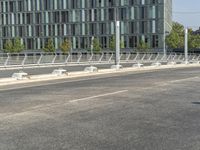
[173,0,200,30]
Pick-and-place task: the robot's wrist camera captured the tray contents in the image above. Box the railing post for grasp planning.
[148,54,153,61]
[133,52,139,62]
[172,53,176,61]
[77,53,82,63]
[52,53,57,64]
[65,53,71,64]
[21,53,27,67]
[141,53,146,61]
[88,53,94,62]
[108,53,114,63]
[4,53,10,67]
[154,53,160,62]
[160,54,165,62]
[37,53,43,65]
[125,52,131,62]
[177,54,182,62]
[98,53,104,63]
[193,54,196,61]
[166,53,171,61]
[119,53,122,62]
[196,55,200,61]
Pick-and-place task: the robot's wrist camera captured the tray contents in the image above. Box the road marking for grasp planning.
[69,90,128,103]
[155,76,200,87]
[0,90,129,120]
[169,76,199,83]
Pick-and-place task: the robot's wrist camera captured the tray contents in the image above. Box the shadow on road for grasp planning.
[192,102,200,105]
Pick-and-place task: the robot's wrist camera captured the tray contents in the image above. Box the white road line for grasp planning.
[169,76,199,83]
[155,76,200,87]
[0,90,129,120]
[69,90,128,103]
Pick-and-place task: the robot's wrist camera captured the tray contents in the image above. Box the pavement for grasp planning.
[0,67,200,150]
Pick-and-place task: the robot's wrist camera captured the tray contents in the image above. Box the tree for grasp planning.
[109,36,125,51]
[188,29,200,50]
[166,22,185,49]
[4,40,13,53]
[120,40,125,49]
[60,38,71,54]
[109,36,116,51]
[166,22,200,50]
[13,37,24,53]
[189,35,200,50]
[43,38,55,52]
[3,38,24,53]
[92,38,101,53]
[136,40,150,52]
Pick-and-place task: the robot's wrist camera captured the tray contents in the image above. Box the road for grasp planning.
[0,67,200,150]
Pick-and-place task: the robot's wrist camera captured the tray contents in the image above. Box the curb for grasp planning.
[0,64,200,86]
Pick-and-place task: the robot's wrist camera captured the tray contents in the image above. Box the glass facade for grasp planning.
[0,0,172,51]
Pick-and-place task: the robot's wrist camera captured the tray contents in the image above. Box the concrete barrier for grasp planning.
[133,63,144,68]
[151,62,162,67]
[84,66,98,72]
[52,68,68,76]
[110,65,123,70]
[12,71,29,80]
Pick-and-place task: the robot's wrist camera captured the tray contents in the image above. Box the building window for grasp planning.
[152,35,159,48]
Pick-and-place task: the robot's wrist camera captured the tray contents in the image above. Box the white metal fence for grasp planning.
[0,52,199,68]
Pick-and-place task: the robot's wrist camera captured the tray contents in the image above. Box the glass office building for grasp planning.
[0,0,172,52]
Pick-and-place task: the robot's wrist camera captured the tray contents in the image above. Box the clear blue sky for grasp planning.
[173,0,200,29]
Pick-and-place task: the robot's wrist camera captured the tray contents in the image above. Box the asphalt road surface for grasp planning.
[0,67,200,150]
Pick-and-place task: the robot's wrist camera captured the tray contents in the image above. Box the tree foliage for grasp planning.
[92,38,101,53]
[166,22,184,49]
[60,38,71,54]
[4,38,24,53]
[136,40,150,52]
[4,40,13,53]
[109,36,125,51]
[43,38,55,52]
[109,36,116,51]
[13,37,24,53]
[188,29,200,49]
[166,22,200,50]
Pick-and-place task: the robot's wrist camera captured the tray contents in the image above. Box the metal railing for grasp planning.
[0,52,199,68]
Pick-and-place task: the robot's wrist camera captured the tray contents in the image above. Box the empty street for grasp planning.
[0,67,200,150]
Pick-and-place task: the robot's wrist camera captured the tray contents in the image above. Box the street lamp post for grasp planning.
[111,6,122,69]
[163,0,166,57]
[115,20,120,66]
[184,28,189,64]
